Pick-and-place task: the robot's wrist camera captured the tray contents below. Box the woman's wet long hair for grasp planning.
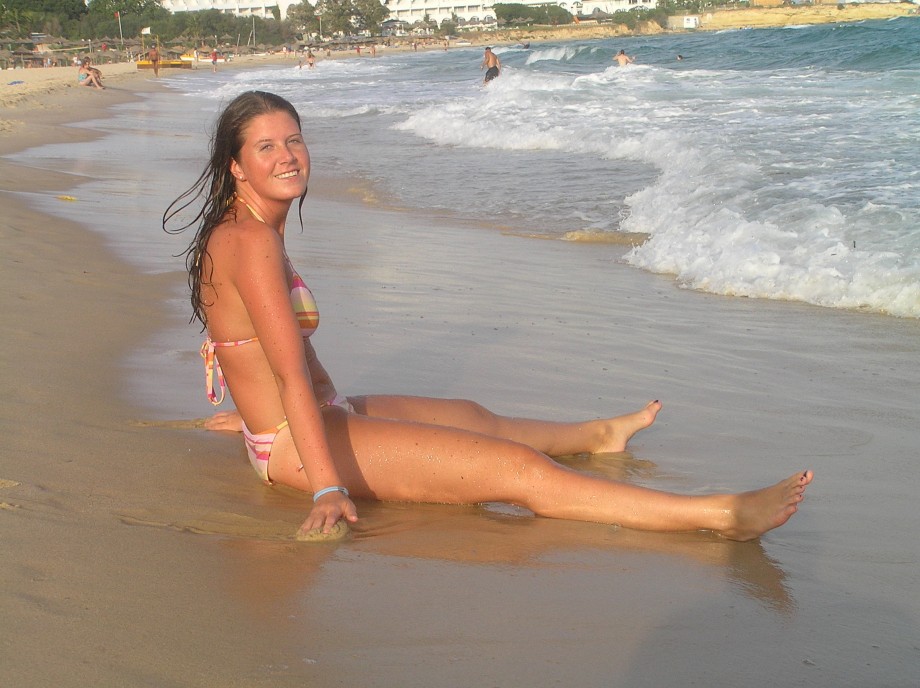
[163,91,307,328]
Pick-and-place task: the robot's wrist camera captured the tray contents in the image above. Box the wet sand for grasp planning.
[2,52,919,687]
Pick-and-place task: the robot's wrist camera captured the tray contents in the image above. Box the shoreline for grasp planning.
[472,1,917,41]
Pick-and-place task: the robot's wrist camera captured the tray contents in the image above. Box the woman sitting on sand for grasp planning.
[164,91,812,540]
[77,59,104,90]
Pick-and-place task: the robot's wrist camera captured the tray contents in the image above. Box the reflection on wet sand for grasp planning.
[118,452,794,615]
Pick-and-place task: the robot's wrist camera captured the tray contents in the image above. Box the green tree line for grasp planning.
[493,3,574,26]
[0,0,390,45]
[2,0,754,43]
[493,0,754,30]
[287,0,388,37]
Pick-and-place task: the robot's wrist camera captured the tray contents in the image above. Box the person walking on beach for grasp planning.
[614,49,635,66]
[481,47,501,84]
[147,45,160,77]
[164,91,813,540]
[211,48,218,73]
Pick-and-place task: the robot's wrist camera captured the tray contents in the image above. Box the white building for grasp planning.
[158,0,302,19]
[382,0,494,25]
[159,0,657,26]
[382,0,658,26]
[569,0,659,18]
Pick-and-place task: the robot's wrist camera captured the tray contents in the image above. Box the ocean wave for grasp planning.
[190,19,920,319]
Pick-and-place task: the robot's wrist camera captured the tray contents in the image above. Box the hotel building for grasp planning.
[158,0,658,27]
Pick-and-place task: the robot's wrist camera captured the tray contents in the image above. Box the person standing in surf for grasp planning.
[614,49,635,66]
[481,47,501,84]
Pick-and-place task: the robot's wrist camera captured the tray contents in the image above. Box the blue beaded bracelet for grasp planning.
[313,485,350,502]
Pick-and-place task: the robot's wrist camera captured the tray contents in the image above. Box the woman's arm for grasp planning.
[303,339,336,396]
[229,225,357,532]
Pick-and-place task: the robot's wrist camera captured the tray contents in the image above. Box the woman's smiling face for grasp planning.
[231,110,310,202]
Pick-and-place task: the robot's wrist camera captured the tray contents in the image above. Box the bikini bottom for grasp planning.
[242,394,354,484]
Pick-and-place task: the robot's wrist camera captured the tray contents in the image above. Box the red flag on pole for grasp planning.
[115,11,120,19]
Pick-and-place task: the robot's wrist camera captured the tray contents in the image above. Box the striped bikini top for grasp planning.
[200,265,319,405]
[289,269,320,336]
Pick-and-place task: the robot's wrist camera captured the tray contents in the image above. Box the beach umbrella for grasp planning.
[6,38,33,52]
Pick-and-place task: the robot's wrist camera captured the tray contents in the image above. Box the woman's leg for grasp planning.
[267,409,813,542]
[202,395,661,455]
[353,395,661,456]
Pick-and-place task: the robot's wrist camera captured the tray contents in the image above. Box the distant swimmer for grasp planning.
[614,49,635,67]
[481,46,501,84]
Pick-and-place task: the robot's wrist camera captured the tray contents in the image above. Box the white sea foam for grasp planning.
[169,19,920,318]
[525,45,584,65]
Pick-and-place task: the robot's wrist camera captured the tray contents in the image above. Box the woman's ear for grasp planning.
[230,158,245,182]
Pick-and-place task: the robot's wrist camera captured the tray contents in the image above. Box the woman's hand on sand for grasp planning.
[203,410,243,432]
[299,492,358,535]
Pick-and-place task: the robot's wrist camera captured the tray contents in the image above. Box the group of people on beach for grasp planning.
[165,90,813,542]
[74,40,652,98]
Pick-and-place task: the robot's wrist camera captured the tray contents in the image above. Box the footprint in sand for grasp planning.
[118,509,351,544]
[129,418,208,429]
[0,478,22,510]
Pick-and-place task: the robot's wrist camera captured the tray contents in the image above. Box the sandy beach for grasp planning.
[2,22,920,687]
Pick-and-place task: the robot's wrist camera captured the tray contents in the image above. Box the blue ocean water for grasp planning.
[173,17,920,317]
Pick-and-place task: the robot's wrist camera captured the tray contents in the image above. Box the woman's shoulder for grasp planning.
[211,213,281,250]
[209,214,285,274]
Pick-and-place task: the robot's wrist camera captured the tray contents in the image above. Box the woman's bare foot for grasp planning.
[203,410,244,432]
[595,400,662,453]
[719,470,814,542]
